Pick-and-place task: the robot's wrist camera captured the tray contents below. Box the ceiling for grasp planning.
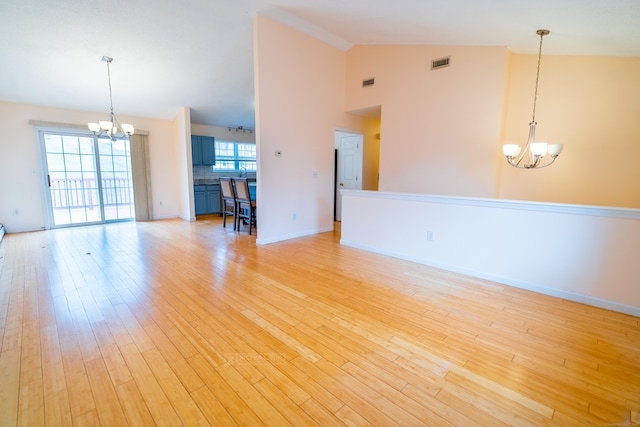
[1,0,639,129]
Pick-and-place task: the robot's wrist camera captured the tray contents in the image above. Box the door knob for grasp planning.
[340,183,344,186]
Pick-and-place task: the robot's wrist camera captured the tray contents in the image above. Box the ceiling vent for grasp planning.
[431,56,450,70]
[362,78,375,87]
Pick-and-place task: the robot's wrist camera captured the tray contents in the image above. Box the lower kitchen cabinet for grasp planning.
[194,184,220,215]
[207,186,220,213]
[194,189,207,215]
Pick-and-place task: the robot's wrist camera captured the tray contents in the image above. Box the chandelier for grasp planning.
[88,56,135,141]
[503,30,563,169]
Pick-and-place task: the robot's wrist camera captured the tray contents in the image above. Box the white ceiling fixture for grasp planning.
[88,56,135,141]
[503,30,563,169]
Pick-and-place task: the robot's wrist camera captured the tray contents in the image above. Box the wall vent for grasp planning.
[362,78,375,87]
[431,56,450,70]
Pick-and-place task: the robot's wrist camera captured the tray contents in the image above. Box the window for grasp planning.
[213,141,256,171]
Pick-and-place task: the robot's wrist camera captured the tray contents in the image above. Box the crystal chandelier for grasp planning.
[503,30,563,169]
[88,56,135,141]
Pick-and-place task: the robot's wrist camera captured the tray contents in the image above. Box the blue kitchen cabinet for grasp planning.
[194,185,207,215]
[191,135,216,166]
[194,184,221,215]
[207,185,221,214]
[201,137,215,165]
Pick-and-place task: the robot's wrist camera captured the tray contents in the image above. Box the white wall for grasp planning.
[340,190,640,316]
[191,123,256,144]
[0,101,182,232]
[175,107,193,221]
[346,45,509,198]
[253,14,365,244]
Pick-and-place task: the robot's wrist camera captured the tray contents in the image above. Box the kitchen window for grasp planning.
[213,141,256,171]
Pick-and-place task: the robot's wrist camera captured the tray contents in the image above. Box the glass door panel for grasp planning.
[99,138,135,221]
[44,134,103,226]
[42,132,135,228]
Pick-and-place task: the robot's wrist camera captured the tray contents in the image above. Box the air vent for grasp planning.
[362,78,375,87]
[431,56,450,70]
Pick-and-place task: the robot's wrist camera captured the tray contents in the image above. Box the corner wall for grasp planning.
[175,107,193,221]
[253,14,365,244]
[346,45,510,198]
[344,45,640,209]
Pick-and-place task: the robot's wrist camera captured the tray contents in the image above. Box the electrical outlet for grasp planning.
[13,208,19,216]
[426,231,434,241]
[292,213,297,220]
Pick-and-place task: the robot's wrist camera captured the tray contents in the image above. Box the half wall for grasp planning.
[341,190,640,316]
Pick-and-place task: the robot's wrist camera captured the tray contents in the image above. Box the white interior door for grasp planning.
[335,131,363,221]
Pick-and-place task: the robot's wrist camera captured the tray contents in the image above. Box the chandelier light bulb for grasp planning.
[503,144,520,157]
[547,144,564,157]
[121,123,135,135]
[530,142,548,156]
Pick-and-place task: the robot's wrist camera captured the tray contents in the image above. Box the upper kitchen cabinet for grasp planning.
[191,135,216,166]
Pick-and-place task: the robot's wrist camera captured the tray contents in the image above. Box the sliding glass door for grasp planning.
[41,131,135,227]
[98,138,135,221]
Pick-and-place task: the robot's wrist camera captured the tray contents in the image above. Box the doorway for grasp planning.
[334,131,363,221]
[40,131,135,228]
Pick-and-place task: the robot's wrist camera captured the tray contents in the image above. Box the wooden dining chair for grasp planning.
[219,177,237,230]
[232,178,256,235]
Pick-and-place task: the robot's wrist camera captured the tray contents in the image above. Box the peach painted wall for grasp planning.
[174,107,193,221]
[0,101,182,232]
[346,45,510,198]
[360,116,381,191]
[253,14,365,243]
[498,55,640,208]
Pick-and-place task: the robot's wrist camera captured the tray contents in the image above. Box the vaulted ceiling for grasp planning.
[1,0,639,129]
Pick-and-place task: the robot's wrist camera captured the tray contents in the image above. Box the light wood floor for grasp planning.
[0,217,638,426]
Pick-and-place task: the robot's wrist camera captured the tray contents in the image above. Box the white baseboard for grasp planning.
[340,239,640,318]
[257,226,333,245]
[153,215,183,221]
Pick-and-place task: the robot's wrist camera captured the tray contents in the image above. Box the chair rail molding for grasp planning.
[340,190,640,317]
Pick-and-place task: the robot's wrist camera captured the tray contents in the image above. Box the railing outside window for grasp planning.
[50,177,133,208]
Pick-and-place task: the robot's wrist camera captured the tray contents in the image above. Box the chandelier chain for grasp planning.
[531,31,544,123]
[88,56,134,140]
[106,60,114,116]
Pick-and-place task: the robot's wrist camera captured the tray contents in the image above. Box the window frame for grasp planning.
[213,141,256,172]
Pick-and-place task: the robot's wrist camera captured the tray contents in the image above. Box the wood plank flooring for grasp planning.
[0,216,638,426]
